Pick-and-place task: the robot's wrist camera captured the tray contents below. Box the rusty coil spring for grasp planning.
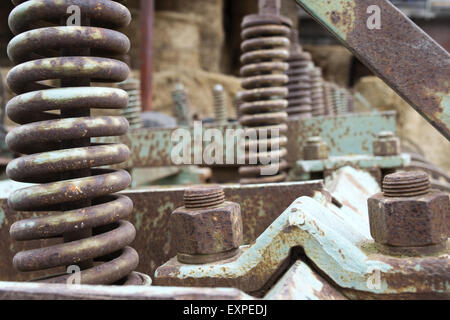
[118,77,143,130]
[6,0,141,285]
[238,14,291,184]
[310,67,325,117]
[286,44,312,118]
[322,82,335,116]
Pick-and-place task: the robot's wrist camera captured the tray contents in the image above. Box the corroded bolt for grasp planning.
[368,171,449,256]
[213,84,227,125]
[373,131,400,156]
[303,136,329,160]
[172,82,191,126]
[171,185,243,264]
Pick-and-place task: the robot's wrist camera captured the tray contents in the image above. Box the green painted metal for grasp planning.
[155,167,449,299]
[95,112,397,168]
[293,154,410,176]
[295,0,450,140]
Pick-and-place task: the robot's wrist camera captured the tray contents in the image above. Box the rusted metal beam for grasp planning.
[295,0,450,140]
[140,0,154,111]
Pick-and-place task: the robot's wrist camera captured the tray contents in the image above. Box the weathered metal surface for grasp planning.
[0,281,253,300]
[94,112,397,169]
[303,136,329,160]
[5,0,142,285]
[0,180,326,282]
[295,0,450,140]
[154,167,449,299]
[291,153,410,181]
[373,131,401,157]
[265,260,347,300]
[172,186,243,264]
[368,171,449,256]
[140,0,154,111]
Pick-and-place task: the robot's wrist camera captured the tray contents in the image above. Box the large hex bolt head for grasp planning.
[171,185,243,264]
[373,131,400,156]
[303,136,329,160]
[368,171,449,255]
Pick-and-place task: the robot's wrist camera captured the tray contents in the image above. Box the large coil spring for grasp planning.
[286,40,312,118]
[310,67,326,117]
[238,13,291,184]
[6,0,141,285]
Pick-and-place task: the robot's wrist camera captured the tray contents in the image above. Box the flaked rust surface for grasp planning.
[296,0,450,140]
[0,181,326,281]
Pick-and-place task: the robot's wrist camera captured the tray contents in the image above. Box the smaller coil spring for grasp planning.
[172,83,191,127]
[286,46,313,119]
[238,13,292,184]
[310,67,325,117]
[118,77,143,129]
[212,84,227,125]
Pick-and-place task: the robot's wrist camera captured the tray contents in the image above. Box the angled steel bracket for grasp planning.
[295,0,450,140]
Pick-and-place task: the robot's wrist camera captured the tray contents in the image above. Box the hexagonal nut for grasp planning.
[373,136,400,156]
[368,190,449,247]
[171,201,243,256]
[303,141,329,160]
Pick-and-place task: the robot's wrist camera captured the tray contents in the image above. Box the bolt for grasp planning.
[373,131,400,156]
[172,82,191,126]
[303,136,329,160]
[368,171,449,256]
[310,67,325,117]
[213,84,227,125]
[171,185,243,264]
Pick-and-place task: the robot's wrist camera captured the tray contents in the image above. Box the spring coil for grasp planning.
[310,67,325,117]
[118,77,143,130]
[212,84,227,125]
[286,43,312,118]
[6,0,141,285]
[238,13,291,184]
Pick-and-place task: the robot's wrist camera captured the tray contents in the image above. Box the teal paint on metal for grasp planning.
[295,154,410,174]
[155,168,449,298]
[289,112,397,162]
[95,112,397,168]
[294,0,450,140]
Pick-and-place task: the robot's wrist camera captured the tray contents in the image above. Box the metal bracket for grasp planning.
[295,0,450,140]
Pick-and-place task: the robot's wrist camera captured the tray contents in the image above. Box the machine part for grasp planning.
[286,31,313,118]
[93,111,398,169]
[290,153,410,181]
[238,0,292,184]
[118,77,143,130]
[212,84,227,125]
[0,281,253,300]
[322,82,335,116]
[140,0,154,111]
[155,167,449,299]
[295,0,450,140]
[234,91,243,119]
[0,180,326,281]
[171,185,243,264]
[5,0,142,285]
[368,171,449,256]
[303,136,329,160]
[310,67,325,117]
[373,131,401,157]
[171,82,191,127]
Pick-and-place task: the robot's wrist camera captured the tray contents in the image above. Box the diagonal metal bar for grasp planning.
[295,0,450,140]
